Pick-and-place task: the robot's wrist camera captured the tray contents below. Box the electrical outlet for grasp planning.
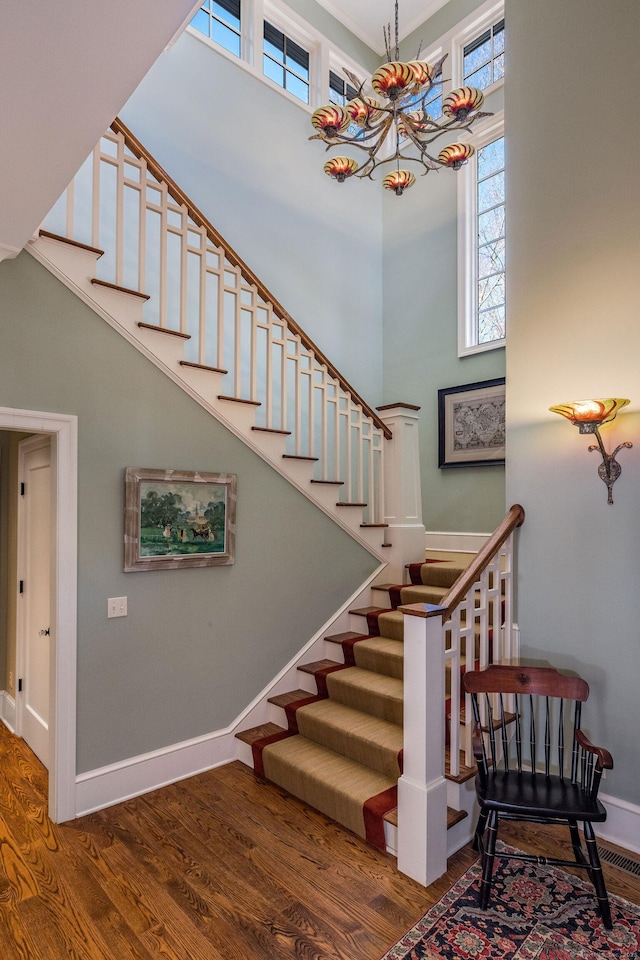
[108,597,127,618]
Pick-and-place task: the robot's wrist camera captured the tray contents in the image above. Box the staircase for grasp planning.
[28,119,391,560]
[27,115,524,885]
[236,551,476,853]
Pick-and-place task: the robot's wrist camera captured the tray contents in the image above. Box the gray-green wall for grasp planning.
[0,253,378,774]
[506,0,640,806]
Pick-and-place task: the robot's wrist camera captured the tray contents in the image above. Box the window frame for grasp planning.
[189,0,243,59]
[457,113,506,357]
[451,0,505,98]
[262,19,311,104]
[462,17,505,91]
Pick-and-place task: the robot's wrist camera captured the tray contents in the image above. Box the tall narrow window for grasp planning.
[463,19,504,90]
[263,22,310,104]
[459,123,506,355]
[476,136,506,345]
[191,0,241,58]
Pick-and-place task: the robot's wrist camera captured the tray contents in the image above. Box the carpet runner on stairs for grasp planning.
[236,551,475,850]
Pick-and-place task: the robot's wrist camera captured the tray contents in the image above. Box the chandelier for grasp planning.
[309,1,491,195]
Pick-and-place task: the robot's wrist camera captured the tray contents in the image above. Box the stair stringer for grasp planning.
[26,232,387,560]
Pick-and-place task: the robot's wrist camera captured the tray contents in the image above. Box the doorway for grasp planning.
[17,434,51,768]
[0,407,77,822]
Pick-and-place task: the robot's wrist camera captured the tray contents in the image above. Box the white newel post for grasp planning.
[397,603,448,886]
[377,403,425,582]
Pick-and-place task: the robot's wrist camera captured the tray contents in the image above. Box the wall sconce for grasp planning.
[549,398,632,505]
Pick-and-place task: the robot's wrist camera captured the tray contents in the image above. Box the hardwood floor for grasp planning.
[0,724,638,959]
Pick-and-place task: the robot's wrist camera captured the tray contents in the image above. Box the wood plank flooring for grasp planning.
[0,723,638,959]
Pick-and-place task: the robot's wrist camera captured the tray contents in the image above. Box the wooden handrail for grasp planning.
[110,117,392,440]
[439,503,525,618]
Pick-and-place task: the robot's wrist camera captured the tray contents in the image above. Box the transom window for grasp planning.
[421,69,443,120]
[263,22,310,104]
[463,19,505,90]
[328,71,358,106]
[476,136,506,344]
[191,0,241,58]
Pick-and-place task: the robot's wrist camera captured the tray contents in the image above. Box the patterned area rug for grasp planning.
[381,845,640,959]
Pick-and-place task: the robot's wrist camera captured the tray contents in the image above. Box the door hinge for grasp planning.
[18,679,23,693]
[19,580,24,594]
[20,482,25,496]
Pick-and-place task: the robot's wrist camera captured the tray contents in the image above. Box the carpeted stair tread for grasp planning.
[298,658,343,675]
[397,582,450,605]
[353,636,404,680]
[295,698,403,778]
[268,689,316,709]
[235,722,285,745]
[324,630,369,645]
[261,734,395,842]
[417,562,471,588]
[376,609,405,642]
[326,667,403,725]
[349,606,387,617]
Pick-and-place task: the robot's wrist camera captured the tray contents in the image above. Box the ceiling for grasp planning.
[314,0,449,54]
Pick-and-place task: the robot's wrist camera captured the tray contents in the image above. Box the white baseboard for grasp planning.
[425,530,490,553]
[599,792,640,855]
[0,690,16,732]
[75,727,237,817]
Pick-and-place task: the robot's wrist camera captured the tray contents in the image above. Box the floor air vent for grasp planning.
[599,846,640,877]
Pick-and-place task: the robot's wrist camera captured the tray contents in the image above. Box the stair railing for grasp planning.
[441,503,524,776]
[397,503,525,887]
[41,119,391,522]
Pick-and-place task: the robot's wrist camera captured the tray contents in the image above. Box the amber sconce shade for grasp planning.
[549,398,632,504]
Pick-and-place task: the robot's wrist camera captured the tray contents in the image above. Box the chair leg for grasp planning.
[583,821,612,930]
[478,810,498,910]
[473,809,489,852]
[569,820,588,868]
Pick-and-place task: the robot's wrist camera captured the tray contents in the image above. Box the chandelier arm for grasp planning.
[400,127,442,168]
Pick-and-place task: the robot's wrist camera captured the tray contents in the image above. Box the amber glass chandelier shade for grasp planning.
[311,105,350,137]
[442,86,485,119]
[323,157,359,181]
[345,96,382,125]
[371,61,415,98]
[406,59,433,85]
[438,142,476,168]
[382,169,416,194]
[549,398,630,429]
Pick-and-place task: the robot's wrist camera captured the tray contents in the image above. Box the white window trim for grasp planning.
[187,0,371,115]
[457,112,505,357]
[451,0,505,96]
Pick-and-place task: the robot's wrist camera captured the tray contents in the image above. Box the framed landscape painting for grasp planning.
[124,468,237,571]
[438,378,506,468]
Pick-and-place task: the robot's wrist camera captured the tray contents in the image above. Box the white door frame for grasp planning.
[0,406,77,822]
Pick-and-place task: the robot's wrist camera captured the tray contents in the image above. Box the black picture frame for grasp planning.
[438,378,506,468]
